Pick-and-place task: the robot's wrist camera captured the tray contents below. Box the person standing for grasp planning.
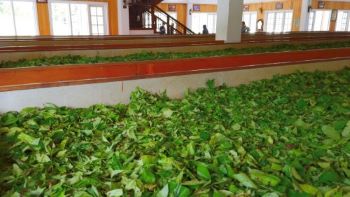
[159,23,166,35]
[202,25,209,34]
[241,21,250,33]
[170,23,175,35]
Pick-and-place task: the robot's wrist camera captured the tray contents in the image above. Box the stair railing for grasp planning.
[151,5,195,35]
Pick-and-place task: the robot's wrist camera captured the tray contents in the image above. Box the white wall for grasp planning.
[117,0,130,35]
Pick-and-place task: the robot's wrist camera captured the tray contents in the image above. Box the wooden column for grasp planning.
[108,0,119,35]
[37,3,51,36]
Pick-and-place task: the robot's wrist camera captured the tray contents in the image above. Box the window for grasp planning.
[335,10,350,32]
[191,13,217,34]
[50,1,108,36]
[308,10,331,31]
[242,11,257,33]
[90,6,105,35]
[155,11,177,32]
[0,0,38,36]
[265,10,293,33]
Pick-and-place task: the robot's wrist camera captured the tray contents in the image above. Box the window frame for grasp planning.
[264,10,293,33]
[307,9,332,32]
[0,0,39,36]
[48,0,109,36]
[242,11,258,33]
[335,10,350,32]
[191,12,217,34]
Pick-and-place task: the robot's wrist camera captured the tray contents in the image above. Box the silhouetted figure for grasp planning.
[160,23,166,35]
[241,21,250,33]
[170,23,175,35]
[202,25,209,34]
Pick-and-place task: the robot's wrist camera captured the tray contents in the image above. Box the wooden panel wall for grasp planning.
[157,3,187,26]
[36,0,118,36]
[192,4,217,13]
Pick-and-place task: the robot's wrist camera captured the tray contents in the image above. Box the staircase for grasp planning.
[128,0,195,35]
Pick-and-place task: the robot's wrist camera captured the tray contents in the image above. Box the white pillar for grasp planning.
[216,0,243,43]
[118,0,130,35]
[299,0,311,31]
[186,3,193,29]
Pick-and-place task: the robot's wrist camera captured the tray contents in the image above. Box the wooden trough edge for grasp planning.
[0,48,350,92]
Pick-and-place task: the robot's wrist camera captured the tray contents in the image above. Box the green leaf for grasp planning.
[17,133,40,145]
[35,153,51,163]
[233,173,257,188]
[106,189,123,197]
[140,168,156,184]
[12,164,23,176]
[262,192,279,197]
[110,154,123,170]
[322,125,341,140]
[196,163,211,181]
[249,169,281,186]
[174,185,191,197]
[0,112,17,126]
[299,184,318,195]
[342,121,350,137]
[318,171,339,184]
[213,190,225,197]
[157,184,169,197]
[162,108,173,118]
[291,167,304,182]
[344,142,350,154]
[287,190,310,197]
[30,187,45,196]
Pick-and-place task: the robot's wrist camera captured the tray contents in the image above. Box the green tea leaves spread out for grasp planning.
[0,68,350,196]
[1,40,350,68]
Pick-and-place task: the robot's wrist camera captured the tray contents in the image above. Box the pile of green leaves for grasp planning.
[1,68,350,197]
[1,40,350,68]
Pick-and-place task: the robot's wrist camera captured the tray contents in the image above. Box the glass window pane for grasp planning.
[308,12,314,31]
[98,25,104,34]
[250,12,257,33]
[90,6,106,35]
[92,26,98,34]
[321,11,331,31]
[274,12,283,32]
[207,14,215,34]
[0,1,15,36]
[97,16,104,25]
[13,1,37,36]
[96,7,103,15]
[348,12,350,31]
[191,13,201,34]
[90,7,96,15]
[70,4,89,35]
[266,12,275,33]
[313,11,323,31]
[283,12,293,32]
[51,3,71,35]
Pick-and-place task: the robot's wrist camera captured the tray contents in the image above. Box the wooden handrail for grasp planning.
[145,9,182,34]
[153,5,194,35]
